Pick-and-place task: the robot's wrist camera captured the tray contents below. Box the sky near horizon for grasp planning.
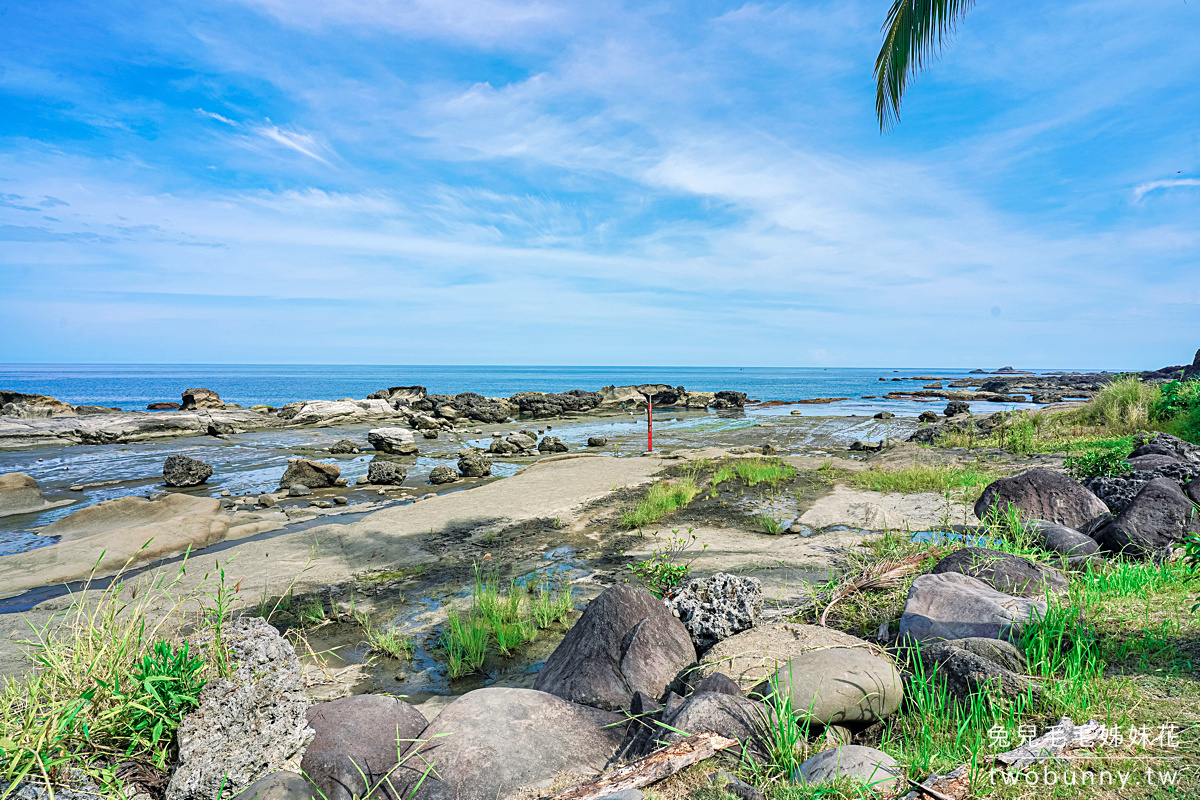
[1,1,1198,369]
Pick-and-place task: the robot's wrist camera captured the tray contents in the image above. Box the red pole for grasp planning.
[647,398,653,452]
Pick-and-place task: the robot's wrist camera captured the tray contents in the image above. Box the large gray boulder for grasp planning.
[0,472,73,518]
[166,618,314,800]
[916,639,1038,703]
[279,458,340,489]
[899,572,1046,643]
[395,688,624,800]
[301,695,428,800]
[793,746,901,794]
[457,450,492,477]
[974,468,1109,530]
[1027,520,1100,557]
[163,454,214,487]
[693,623,866,692]
[755,648,903,725]
[534,584,696,711]
[367,457,407,486]
[368,427,419,455]
[930,547,1068,598]
[667,572,762,652]
[1091,477,1200,557]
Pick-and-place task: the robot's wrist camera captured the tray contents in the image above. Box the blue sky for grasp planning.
[0,0,1198,368]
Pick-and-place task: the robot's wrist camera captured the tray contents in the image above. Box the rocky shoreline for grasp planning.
[0,383,749,449]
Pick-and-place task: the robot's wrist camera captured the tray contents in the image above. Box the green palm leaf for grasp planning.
[875,0,977,131]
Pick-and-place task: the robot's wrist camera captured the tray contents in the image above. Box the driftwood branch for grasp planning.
[540,732,738,800]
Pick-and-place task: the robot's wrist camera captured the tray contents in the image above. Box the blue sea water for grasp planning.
[0,364,1084,411]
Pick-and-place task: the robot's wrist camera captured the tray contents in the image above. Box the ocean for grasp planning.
[0,364,1075,411]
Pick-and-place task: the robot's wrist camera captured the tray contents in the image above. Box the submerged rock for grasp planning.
[280,458,340,489]
[457,450,492,477]
[163,454,214,487]
[167,617,314,800]
[328,439,360,454]
[368,427,419,455]
[0,472,73,518]
[667,572,762,652]
[367,457,407,486]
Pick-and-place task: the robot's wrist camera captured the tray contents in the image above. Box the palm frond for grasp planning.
[875,0,977,132]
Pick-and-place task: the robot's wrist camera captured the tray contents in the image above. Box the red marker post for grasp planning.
[647,397,653,451]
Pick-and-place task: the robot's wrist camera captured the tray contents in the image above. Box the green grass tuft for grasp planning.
[622,477,701,528]
[848,464,1006,499]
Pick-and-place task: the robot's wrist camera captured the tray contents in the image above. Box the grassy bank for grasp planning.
[0,560,237,797]
[930,375,1200,455]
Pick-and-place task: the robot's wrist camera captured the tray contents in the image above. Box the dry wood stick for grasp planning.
[539,732,738,800]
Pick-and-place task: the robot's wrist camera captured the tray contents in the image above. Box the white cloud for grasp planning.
[252,124,335,165]
[1133,178,1200,202]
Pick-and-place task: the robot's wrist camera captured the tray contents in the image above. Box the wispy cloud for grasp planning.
[1133,178,1200,202]
[252,123,334,165]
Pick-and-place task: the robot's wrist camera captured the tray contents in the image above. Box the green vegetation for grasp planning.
[1063,437,1136,480]
[356,612,414,660]
[622,477,701,528]
[755,513,784,535]
[733,459,797,487]
[626,529,707,598]
[0,559,236,794]
[440,565,574,678]
[531,583,575,629]
[848,464,1005,499]
[1155,377,1200,442]
[1070,375,1159,434]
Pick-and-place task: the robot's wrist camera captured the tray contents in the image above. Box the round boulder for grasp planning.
[794,746,901,794]
[457,451,492,478]
[899,572,1047,643]
[280,458,340,489]
[328,439,360,455]
[229,772,314,800]
[974,468,1109,530]
[395,688,624,800]
[930,547,1068,598]
[944,401,970,417]
[587,437,608,447]
[1027,519,1099,557]
[428,466,458,485]
[301,695,428,800]
[163,454,214,487]
[367,457,407,486]
[489,437,519,455]
[694,623,867,691]
[755,647,903,726]
[538,436,569,453]
[534,583,696,711]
